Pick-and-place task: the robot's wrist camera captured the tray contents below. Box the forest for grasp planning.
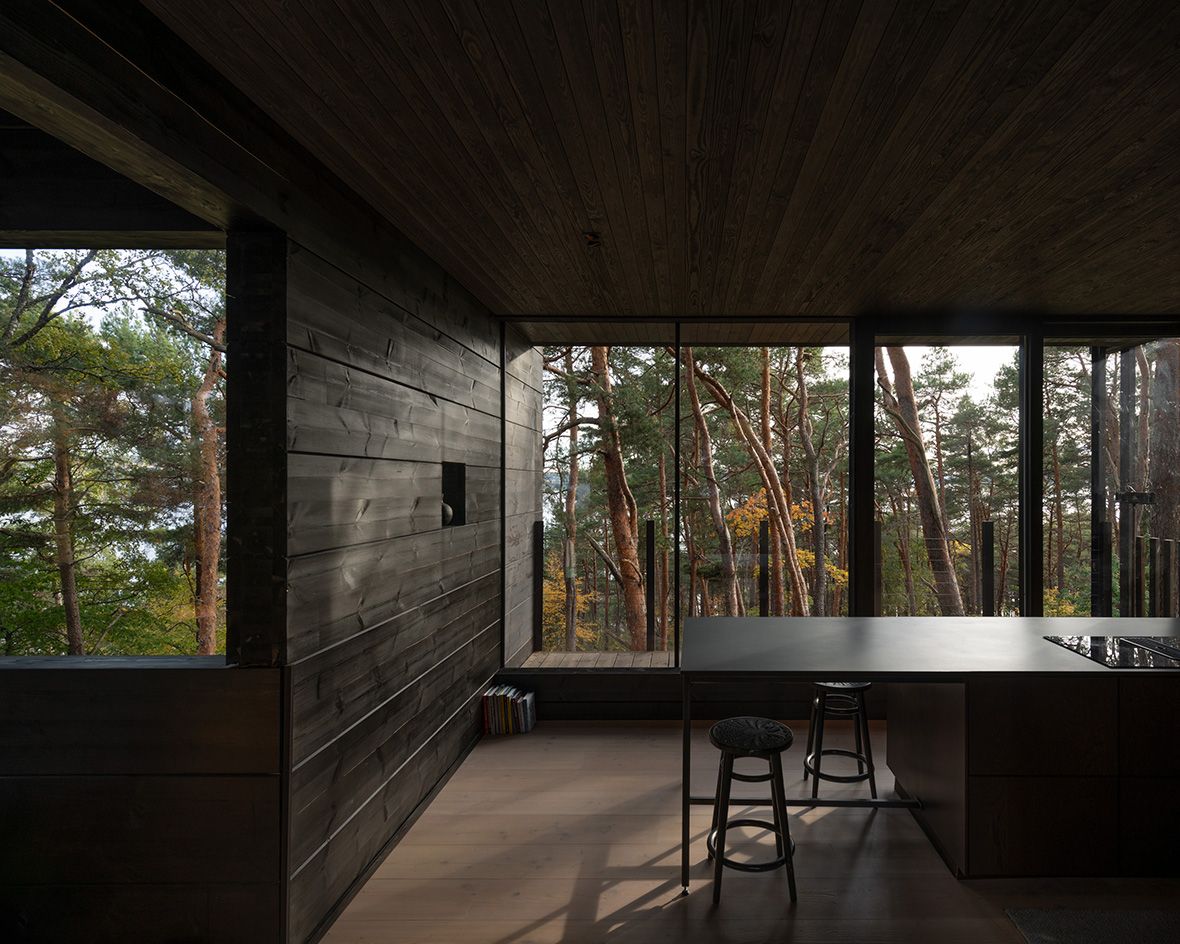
[541,339,1180,651]
[0,248,226,656]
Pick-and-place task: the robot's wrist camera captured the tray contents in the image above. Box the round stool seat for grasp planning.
[709,716,793,756]
[815,680,871,691]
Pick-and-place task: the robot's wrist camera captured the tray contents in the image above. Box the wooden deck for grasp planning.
[522,650,675,669]
[323,721,1180,943]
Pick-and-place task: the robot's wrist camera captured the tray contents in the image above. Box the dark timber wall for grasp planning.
[504,327,542,667]
[283,240,508,943]
[0,660,283,942]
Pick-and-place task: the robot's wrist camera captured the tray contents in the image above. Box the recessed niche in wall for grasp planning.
[442,461,466,527]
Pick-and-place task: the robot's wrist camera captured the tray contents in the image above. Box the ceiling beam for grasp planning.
[0,115,221,248]
[0,0,501,314]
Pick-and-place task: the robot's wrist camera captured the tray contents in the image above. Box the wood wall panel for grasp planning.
[0,662,280,775]
[0,664,283,943]
[287,349,500,467]
[284,241,505,944]
[503,329,542,668]
[0,883,281,944]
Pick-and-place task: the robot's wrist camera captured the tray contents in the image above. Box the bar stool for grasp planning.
[803,681,876,799]
[706,716,798,905]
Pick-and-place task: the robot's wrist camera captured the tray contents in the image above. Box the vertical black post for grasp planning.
[673,324,681,665]
[849,316,875,616]
[1148,536,1161,617]
[1100,522,1113,615]
[1119,350,1136,617]
[531,520,543,652]
[645,519,656,650]
[872,520,882,616]
[1019,328,1044,616]
[500,322,508,663]
[1134,535,1146,618]
[758,519,769,617]
[982,520,996,616]
[1091,347,1109,616]
[1163,540,1176,617]
[225,230,288,667]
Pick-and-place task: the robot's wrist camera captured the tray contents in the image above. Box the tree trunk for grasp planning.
[562,349,580,650]
[51,412,84,655]
[1148,339,1180,542]
[589,346,646,648]
[762,348,785,615]
[658,451,669,650]
[684,347,740,615]
[191,319,225,655]
[795,348,827,614]
[1137,347,1151,490]
[877,348,965,616]
[692,364,810,614]
[1051,440,1066,591]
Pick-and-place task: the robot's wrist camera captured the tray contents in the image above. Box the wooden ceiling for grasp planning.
[141,0,1180,318]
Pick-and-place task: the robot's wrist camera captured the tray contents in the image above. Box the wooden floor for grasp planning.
[323,722,1180,943]
[522,651,675,668]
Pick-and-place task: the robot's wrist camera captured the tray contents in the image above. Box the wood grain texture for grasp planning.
[0,119,220,246]
[283,242,506,944]
[0,665,280,775]
[144,0,1180,319]
[0,663,283,943]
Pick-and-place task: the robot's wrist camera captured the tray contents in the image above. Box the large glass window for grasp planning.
[679,344,849,621]
[874,345,1020,615]
[1099,335,1175,613]
[541,345,674,655]
[0,248,227,655]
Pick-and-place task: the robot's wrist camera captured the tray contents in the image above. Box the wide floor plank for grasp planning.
[321,722,1180,944]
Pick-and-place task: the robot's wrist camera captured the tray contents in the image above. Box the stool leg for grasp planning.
[857,690,877,799]
[770,752,798,903]
[769,757,784,860]
[712,752,734,905]
[707,756,724,861]
[854,709,865,775]
[810,692,826,799]
[803,691,818,781]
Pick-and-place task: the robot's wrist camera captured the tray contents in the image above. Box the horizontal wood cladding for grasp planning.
[503,419,541,474]
[0,883,280,944]
[0,774,280,885]
[0,665,280,775]
[289,574,501,763]
[286,518,500,663]
[504,374,542,430]
[288,679,488,942]
[287,455,498,557]
[0,662,283,941]
[288,245,500,412]
[504,329,542,390]
[288,348,501,467]
[288,623,499,870]
[283,240,503,943]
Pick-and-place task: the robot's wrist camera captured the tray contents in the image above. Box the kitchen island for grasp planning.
[681,617,1180,887]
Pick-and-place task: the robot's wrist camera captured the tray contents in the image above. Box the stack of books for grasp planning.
[482,685,536,735]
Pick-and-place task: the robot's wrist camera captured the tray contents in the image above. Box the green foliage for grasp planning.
[0,248,226,656]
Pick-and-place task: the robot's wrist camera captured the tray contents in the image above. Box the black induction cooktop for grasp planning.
[1043,635,1180,668]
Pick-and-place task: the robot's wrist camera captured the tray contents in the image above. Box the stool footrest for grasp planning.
[706,818,796,873]
[804,748,873,784]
